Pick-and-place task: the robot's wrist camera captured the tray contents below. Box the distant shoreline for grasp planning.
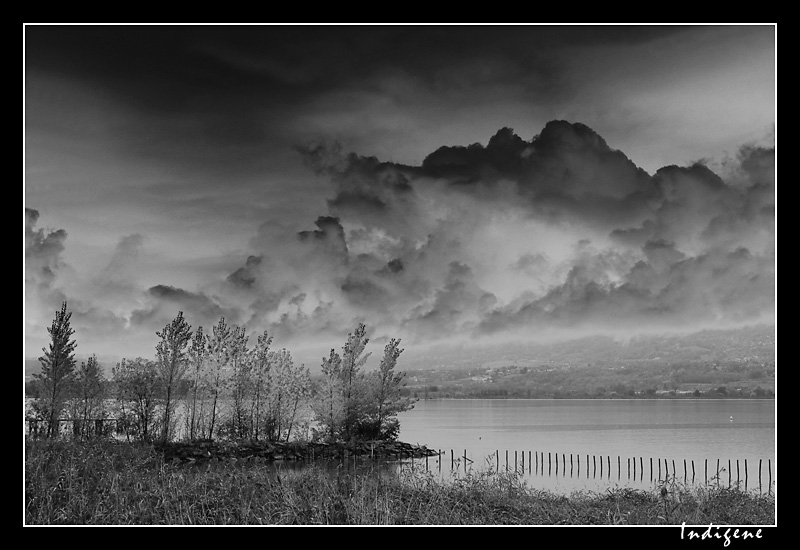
[411,396,776,401]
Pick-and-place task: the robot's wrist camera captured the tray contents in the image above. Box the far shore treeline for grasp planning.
[25,302,416,444]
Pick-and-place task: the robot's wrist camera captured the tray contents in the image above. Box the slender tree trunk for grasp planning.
[190,374,199,440]
[209,379,220,440]
[162,379,173,443]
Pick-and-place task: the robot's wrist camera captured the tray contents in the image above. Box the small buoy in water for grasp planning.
[730,416,734,422]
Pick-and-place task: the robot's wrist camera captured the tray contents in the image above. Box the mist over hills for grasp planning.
[24,323,774,383]
[401,323,775,372]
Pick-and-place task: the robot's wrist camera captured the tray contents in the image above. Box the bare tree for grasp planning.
[186,326,207,440]
[227,325,250,438]
[249,330,273,440]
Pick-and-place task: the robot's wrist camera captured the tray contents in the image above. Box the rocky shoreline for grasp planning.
[155,439,439,464]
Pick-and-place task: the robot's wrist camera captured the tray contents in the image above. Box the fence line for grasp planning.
[26,420,774,494]
[426,448,773,494]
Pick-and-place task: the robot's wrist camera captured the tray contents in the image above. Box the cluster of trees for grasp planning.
[26,302,416,444]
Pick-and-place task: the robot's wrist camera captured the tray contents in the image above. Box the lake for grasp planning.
[396,398,776,495]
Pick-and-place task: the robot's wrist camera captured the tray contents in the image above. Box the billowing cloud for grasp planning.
[226,120,773,348]
[101,233,145,281]
[26,120,774,361]
[226,255,263,289]
[414,121,659,229]
[24,26,775,366]
[25,208,68,295]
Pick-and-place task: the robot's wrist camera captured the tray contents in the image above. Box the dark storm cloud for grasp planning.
[609,146,776,252]
[415,121,657,228]
[385,258,404,274]
[701,144,776,247]
[226,254,263,289]
[24,25,775,361]
[297,215,349,259]
[130,284,231,329]
[296,141,418,236]
[148,284,223,310]
[176,119,774,349]
[735,144,775,187]
[25,25,695,179]
[25,208,68,292]
[281,120,774,343]
[340,276,392,308]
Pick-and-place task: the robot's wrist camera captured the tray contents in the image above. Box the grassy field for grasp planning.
[24,439,776,526]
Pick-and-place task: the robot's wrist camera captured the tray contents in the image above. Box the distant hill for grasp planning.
[402,324,775,372]
[24,354,120,381]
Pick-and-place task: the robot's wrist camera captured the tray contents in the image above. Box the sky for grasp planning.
[24,24,776,370]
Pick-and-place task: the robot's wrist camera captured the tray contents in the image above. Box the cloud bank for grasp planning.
[25,120,775,360]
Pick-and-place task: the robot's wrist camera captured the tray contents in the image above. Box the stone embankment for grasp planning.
[156,439,439,464]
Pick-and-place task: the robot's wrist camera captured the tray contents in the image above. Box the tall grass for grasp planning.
[24,439,775,525]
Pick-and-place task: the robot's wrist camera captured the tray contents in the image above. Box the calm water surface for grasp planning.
[396,399,775,494]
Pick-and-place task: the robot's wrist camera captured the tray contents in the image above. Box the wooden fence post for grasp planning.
[758,459,762,489]
[768,459,772,491]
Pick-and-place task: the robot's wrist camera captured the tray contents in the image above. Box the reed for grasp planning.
[24,439,776,525]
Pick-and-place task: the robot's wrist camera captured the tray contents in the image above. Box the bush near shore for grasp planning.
[24,439,775,526]
[154,438,438,464]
